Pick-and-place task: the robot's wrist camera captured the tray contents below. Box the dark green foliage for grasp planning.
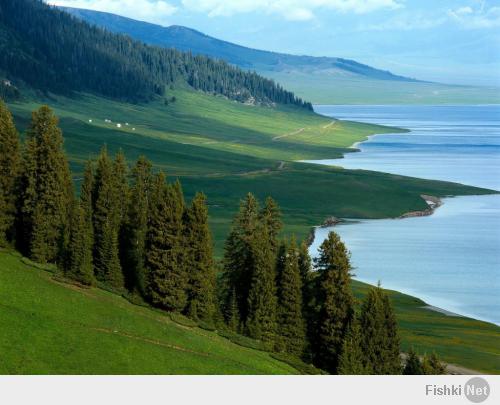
[422,352,446,375]
[145,172,187,311]
[122,156,152,295]
[260,197,282,254]
[183,193,216,321]
[17,105,73,263]
[64,201,95,286]
[223,193,260,324]
[403,349,446,375]
[276,237,306,356]
[0,99,20,246]
[338,318,367,375]
[313,231,355,374]
[92,146,123,288]
[0,0,312,109]
[403,347,423,375]
[359,285,402,374]
[246,223,278,346]
[225,287,240,332]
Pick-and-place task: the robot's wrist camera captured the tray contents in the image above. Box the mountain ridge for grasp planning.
[60,7,420,83]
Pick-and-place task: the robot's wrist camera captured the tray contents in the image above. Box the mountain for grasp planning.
[60,7,500,105]
[60,7,416,82]
[0,0,310,108]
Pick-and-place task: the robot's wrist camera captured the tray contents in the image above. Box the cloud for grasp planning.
[358,13,447,31]
[181,0,403,21]
[448,4,500,29]
[47,0,178,25]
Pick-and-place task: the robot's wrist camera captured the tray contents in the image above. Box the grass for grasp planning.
[0,250,297,375]
[260,70,500,105]
[7,89,494,255]
[1,250,498,374]
[352,281,500,374]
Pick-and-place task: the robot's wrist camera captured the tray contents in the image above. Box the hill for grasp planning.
[0,0,310,108]
[61,7,500,105]
[1,249,498,374]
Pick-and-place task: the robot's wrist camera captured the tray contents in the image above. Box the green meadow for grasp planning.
[1,250,498,374]
[7,89,493,253]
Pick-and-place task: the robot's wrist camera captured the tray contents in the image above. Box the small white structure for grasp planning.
[104,119,112,123]
[116,123,122,128]
[125,123,129,126]
[132,128,136,131]
[88,119,92,123]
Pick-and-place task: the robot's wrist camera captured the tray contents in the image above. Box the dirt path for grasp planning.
[323,120,335,129]
[273,127,305,141]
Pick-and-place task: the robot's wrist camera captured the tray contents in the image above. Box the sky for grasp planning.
[47,0,500,86]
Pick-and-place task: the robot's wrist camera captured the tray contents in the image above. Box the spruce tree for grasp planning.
[359,285,402,374]
[225,287,240,332]
[65,201,95,286]
[276,237,306,356]
[313,231,355,374]
[18,105,73,263]
[246,223,278,346]
[0,100,20,246]
[403,347,423,375]
[223,193,260,323]
[80,161,94,250]
[184,192,216,321]
[338,318,367,374]
[92,146,123,289]
[259,196,282,253]
[422,352,446,375]
[123,156,152,295]
[145,173,187,311]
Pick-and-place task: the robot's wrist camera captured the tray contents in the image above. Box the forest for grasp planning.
[0,0,312,109]
[0,100,445,374]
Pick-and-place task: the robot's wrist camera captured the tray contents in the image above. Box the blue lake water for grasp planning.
[309,105,500,325]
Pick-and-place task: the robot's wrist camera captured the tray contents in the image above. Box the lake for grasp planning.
[309,105,500,325]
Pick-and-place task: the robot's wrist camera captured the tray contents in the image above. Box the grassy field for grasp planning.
[261,70,500,105]
[1,250,498,374]
[7,89,493,254]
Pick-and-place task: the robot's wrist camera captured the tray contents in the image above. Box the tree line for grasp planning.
[0,0,312,110]
[0,100,444,374]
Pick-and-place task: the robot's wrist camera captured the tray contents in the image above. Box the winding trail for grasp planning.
[273,127,305,141]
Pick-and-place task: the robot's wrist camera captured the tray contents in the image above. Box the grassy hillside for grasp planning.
[8,89,494,254]
[262,71,500,105]
[1,250,498,374]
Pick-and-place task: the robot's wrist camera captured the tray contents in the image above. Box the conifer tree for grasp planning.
[246,223,278,346]
[225,287,240,332]
[338,318,367,374]
[145,173,187,311]
[422,352,446,375]
[260,197,282,253]
[184,193,216,321]
[80,161,94,249]
[65,201,95,286]
[313,231,355,374]
[18,105,73,263]
[0,100,20,246]
[276,237,306,356]
[112,150,129,225]
[123,156,152,294]
[359,285,402,374]
[403,347,423,375]
[223,193,260,323]
[92,146,123,288]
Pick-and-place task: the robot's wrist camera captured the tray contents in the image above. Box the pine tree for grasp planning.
[260,197,282,253]
[145,173,187,311]
[313,231,355,374]
[123,156,152,295]
[422,352,446,375]
[0,100,20,246]
[92,146,123,289]
[65,201,95,286]
[225,287,240,332]
[246,223,278,346]
[184,192,216,321]
[338,318,367,375]
[223,193,260,323]
[276,237,306,356]
[359,285,402,374]
[18,105,73,263]
[403,347,423,375]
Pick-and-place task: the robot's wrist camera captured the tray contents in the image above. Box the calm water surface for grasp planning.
[309,105,500,325]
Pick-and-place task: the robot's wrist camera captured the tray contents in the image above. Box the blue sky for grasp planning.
[49,0,500,86]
